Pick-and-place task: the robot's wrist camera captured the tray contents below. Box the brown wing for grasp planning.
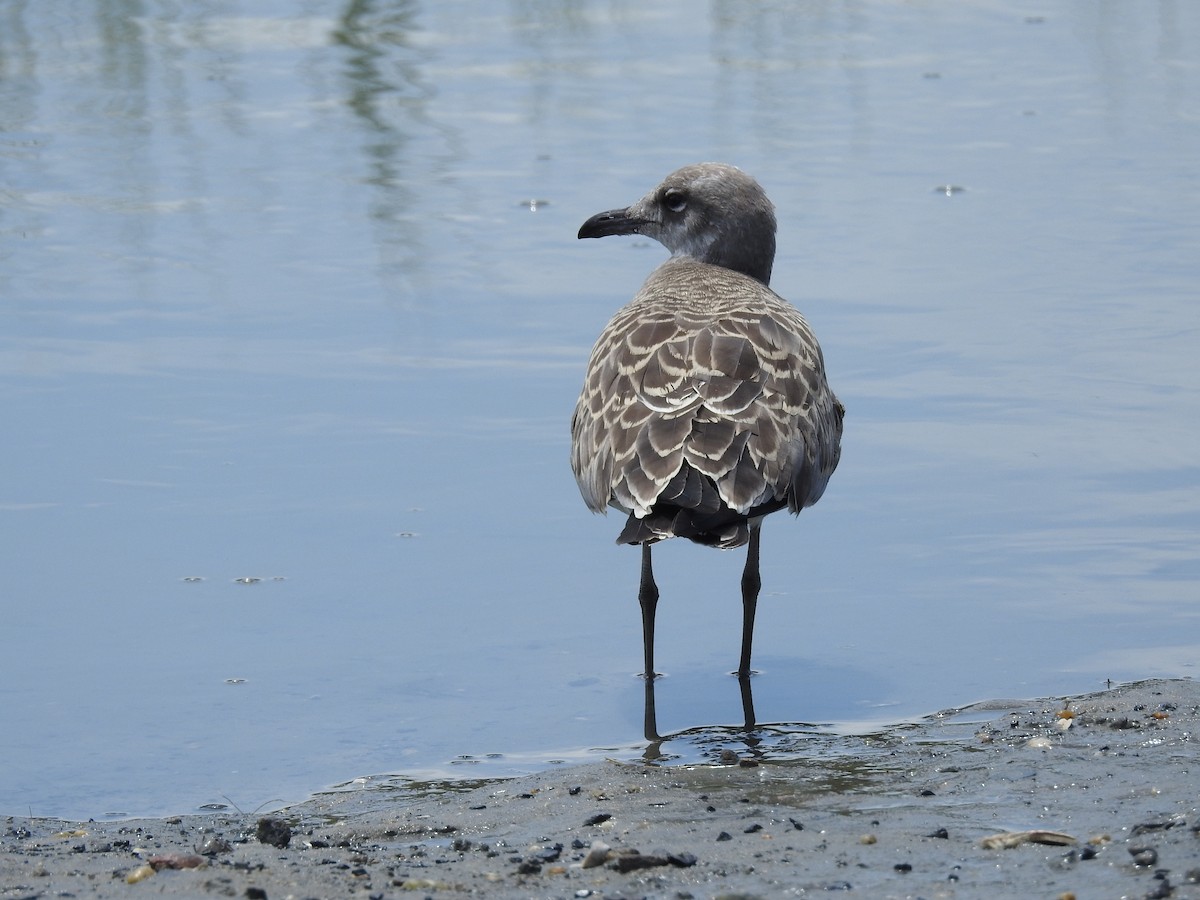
[571,258,842,542]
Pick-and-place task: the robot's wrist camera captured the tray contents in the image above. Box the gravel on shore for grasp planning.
[3,677,1198,899]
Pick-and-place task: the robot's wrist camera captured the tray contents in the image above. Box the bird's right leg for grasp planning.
[638,542,660,680]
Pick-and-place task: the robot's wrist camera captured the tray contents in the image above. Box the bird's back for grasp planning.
[572,256,843,549]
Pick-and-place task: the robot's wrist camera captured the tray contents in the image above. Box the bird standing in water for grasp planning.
[572,163,843,679]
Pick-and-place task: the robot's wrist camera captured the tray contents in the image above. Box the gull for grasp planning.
[572,163,843,678]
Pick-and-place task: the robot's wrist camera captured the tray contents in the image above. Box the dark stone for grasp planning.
[584,813,612,827]
[716,831,732,842]
[611,852,668,873]
[535,844,563,862]
[1133,821,1177,835]
[255,818,292,849]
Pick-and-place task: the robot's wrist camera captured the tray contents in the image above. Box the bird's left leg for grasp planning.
[737,522,762,676]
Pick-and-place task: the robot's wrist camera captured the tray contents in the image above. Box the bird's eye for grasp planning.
[663,189,687,213]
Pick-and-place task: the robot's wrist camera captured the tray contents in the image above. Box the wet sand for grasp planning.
[3,678,1198,899]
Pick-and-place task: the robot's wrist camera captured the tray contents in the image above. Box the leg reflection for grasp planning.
[641,673,760,762]
[645,674,660,740]
[738,672,757,730]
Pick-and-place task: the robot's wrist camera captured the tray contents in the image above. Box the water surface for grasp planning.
[2,1,1198,818]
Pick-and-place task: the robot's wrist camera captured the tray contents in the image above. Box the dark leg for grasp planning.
[639,542,660,680]
[737,523,762,676]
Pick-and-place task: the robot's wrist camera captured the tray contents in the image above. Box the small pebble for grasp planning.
[148,853,205,870]
[580,840,610,869]
[196,835,232,856]
[125,864,155,884]
[1129,846,1158,867]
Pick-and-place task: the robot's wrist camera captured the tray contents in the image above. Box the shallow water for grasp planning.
[2,0,1198,819]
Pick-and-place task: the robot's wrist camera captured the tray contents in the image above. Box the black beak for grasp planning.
[578,208,646,240]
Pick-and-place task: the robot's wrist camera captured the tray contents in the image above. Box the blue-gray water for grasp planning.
[2,1,1198,819]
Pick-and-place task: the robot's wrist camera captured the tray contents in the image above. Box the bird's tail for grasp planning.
[617,509,750,548]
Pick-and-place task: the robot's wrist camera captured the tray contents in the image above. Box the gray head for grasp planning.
[578,163,777,285]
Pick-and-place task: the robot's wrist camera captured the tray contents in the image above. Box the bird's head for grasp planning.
[578,163,777,285]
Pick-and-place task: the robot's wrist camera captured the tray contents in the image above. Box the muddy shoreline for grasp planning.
[3,678,1198,898]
